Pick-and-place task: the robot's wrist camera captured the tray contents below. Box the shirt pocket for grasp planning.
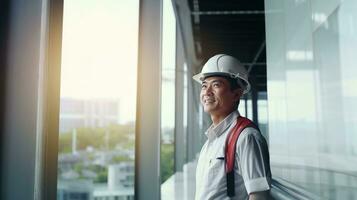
[207,155,225,181]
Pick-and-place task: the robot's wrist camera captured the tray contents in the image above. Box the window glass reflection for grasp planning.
[160,0,176,198]
[265,0,357,198]
[57,1,139,200]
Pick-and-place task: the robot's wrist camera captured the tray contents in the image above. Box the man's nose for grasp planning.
[204,85,213,95]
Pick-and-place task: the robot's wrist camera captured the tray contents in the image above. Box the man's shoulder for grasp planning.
[235,126,265,146]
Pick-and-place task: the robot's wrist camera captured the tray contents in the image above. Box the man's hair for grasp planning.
[225,77,240,91]
[224,76,243,110]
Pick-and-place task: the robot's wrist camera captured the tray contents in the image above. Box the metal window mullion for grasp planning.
[135,0,162,199]
[174,25,185,172]
[36,0,64,199]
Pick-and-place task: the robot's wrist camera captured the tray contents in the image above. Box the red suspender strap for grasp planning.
[225,116,254,197]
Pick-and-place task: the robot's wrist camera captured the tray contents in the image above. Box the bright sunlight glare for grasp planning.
[60,0,139,123]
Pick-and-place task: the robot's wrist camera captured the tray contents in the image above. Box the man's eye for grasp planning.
[213,83,220,87]
[201,85,207,89]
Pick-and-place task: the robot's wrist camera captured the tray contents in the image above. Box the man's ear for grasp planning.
[233,88,243,102]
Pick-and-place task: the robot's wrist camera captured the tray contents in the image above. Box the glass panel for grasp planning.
[313,2,357,198]
[160,0,176,198]
[258,92,268,139]
[57,1,139,200]
[237,96,249,119]
[265,0,357,198]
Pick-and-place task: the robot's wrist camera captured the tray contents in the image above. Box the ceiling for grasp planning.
[173,0,267,93]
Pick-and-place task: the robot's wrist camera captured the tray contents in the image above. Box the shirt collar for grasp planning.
[205,110,240,141]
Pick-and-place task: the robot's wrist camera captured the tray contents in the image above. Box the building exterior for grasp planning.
[57,180,93,200]
[57,163,134,200]
[59,98,120,132]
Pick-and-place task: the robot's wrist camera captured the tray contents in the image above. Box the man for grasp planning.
[193,54,271,200]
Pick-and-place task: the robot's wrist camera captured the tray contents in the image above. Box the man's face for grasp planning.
[200,76,241,116]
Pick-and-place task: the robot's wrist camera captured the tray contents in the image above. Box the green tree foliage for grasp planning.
[161,143,174,183]
[85,165,108,183]
[112,155,133,163]
[59,124,135,153]
[58,131,72,153]
[96,170,108,183]
[58,124,135,184]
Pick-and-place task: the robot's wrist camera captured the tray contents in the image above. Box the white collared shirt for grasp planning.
[195,111,271,200]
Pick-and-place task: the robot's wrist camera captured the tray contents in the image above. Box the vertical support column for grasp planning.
[38,0,63,199]
[251,75,259,124]
[0,0,63,199]
[174,25,185,172]
[0,3,10,196]
[244,96,248,117]
[186,80,196,162]
[135,0,162,199]
[187,81,205,161]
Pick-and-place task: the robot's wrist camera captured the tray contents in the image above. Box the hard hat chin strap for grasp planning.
[232,73,240,78]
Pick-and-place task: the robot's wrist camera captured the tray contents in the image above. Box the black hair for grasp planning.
[226,77,240,91]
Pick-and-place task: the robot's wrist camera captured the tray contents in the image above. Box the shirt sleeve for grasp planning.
[236,127,271,194]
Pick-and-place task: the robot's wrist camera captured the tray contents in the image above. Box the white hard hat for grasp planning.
[192,54,251,94]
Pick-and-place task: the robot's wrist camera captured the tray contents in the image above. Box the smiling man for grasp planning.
[193,54,271,200]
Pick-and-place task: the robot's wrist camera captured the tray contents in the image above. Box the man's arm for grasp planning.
[249,191,270,200]
[237,129,272,198]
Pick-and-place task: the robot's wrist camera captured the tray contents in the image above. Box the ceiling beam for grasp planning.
[191,10,265,15]
[248,40,266,74]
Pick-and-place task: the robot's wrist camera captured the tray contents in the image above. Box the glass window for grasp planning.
[265,0,357,198]
[160,0,176,198]
[257,92,268,139]
[57,1,139,199]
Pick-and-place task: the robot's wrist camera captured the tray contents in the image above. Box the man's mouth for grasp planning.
[204,99,215,103]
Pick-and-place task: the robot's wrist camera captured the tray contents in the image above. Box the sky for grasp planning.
[60,0,176,127]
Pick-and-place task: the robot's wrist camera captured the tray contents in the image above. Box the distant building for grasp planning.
[93,162,134,200]
[108,162,134,189]
[58,162,135,200]
[93,185,134,200]
[57,180,93,200]
[60,98,120,132]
